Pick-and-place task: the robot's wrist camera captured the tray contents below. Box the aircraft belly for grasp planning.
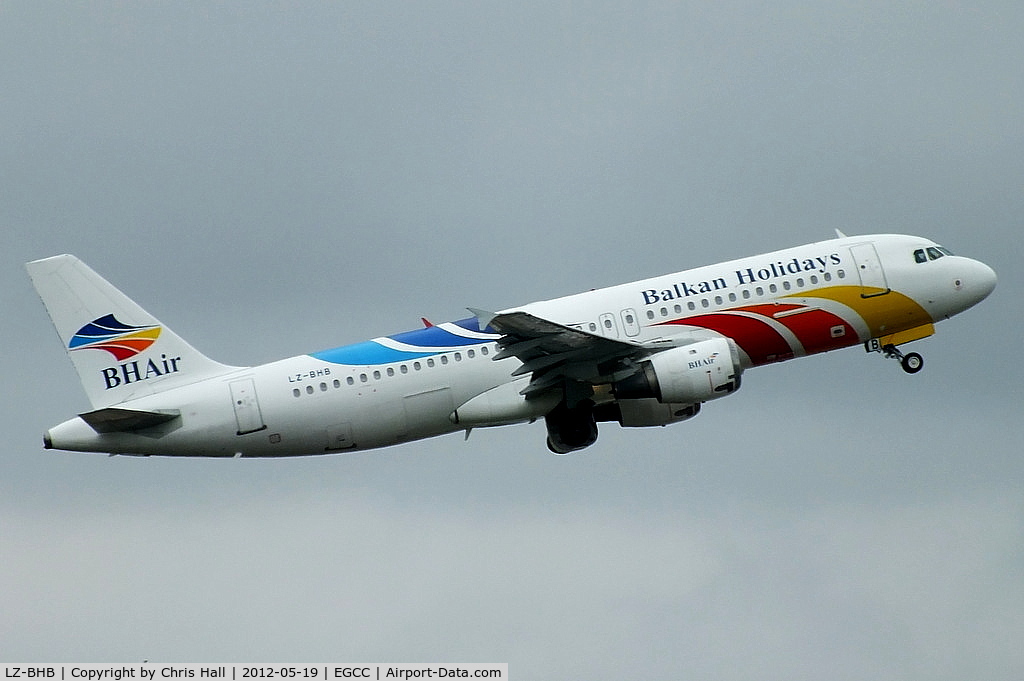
[313,363,511,450]
[402,387,456,439]
[352,394,407,447]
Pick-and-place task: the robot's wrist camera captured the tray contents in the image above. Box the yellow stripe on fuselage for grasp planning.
[786,286,933,338]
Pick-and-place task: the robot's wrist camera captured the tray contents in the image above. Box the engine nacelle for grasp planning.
[614,338,742,404]
[595,398,700,427]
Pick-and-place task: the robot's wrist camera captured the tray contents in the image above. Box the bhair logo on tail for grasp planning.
[69,314,162,360]
[68,314,182,390]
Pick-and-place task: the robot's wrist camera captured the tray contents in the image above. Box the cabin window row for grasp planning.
[642,270,846,320]
[292,344,494,397]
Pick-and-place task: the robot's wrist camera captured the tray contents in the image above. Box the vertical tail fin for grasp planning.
[26,254,240,409]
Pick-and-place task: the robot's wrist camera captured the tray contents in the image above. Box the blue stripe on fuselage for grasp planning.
[311,341,440,365]
[388,325,481,347]
[309,317,499,366]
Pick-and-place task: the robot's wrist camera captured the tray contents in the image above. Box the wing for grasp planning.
[472,309,674,401]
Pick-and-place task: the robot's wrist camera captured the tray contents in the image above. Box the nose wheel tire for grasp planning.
[900,352,923,374]
[879,343,924,374]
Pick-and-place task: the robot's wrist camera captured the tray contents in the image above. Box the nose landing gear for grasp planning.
[865,338,924,373]
[884,344,924,374]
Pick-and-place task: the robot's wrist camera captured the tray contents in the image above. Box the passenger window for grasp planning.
[427,358,435,368]
[481,346,489,356]
[674,304,682,314]
[347,376,355,385]
[783,281,791,291]
[306,385,314,395]
[823,273,832,282]
[837,270,846,279]
[688,302,696,311]
[714,295,723,305]
[769,284,778,293]
[333,379,341,388]
[293,388,301,398]
[386,367,395,377]
[413,361,422,371]
[320,382,327,392]
[467,349,475,359]
[701,299,710,308]
[373,370,381,380]
[914,249,928,263]
[360,374,368,383]
[728,293,737,302]
[400,365,408,374]
[440,356,449,365]
[742,290,751,300]
[454,353,462,362]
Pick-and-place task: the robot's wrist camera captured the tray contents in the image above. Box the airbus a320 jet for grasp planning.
[27,232,996,456]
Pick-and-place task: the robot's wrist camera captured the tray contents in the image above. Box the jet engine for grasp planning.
[613,338,742,404]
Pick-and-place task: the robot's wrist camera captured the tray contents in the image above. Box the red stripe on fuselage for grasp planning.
[731,304,856,354]
[659,301,858,365]
[662,314,794,365]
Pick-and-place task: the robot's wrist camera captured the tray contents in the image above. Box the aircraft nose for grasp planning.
[959,258,997,308]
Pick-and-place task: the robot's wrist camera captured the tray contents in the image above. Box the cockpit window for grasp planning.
[915,246,955,263]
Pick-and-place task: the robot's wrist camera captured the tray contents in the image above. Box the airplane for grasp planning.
[27,232,996,457]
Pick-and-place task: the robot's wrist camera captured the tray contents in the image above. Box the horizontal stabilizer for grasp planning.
[79,407,181,434]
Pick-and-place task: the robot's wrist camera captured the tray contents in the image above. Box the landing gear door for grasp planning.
[849,243,890,297]
[230,378,266,435]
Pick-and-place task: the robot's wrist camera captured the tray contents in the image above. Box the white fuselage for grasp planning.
[42,234,997,457]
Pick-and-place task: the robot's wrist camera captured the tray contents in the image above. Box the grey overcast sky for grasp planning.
[2,2,1022,677]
